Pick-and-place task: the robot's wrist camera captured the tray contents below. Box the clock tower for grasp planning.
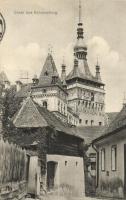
[66,0,105,126]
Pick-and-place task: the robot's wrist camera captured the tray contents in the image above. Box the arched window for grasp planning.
[43,101,47,108]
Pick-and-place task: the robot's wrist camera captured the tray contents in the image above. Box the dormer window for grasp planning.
[44,71,48,76]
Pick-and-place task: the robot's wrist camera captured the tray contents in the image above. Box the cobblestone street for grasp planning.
[25,196,118,200]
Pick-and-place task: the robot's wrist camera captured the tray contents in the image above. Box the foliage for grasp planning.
[54,183,77,197]
[0,138,27,184]
[100,177,123,192]
[2,88,23,128]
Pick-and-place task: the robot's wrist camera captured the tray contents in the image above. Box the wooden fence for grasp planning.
[0,138,27,184]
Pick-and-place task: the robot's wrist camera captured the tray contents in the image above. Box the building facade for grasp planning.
[93,104,126,198]
[66,3,105,127]
[8,96,85,197]
[14,1,105,128]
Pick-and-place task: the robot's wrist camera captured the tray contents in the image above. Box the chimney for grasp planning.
[32,74,39,86]
[16,80,23,92]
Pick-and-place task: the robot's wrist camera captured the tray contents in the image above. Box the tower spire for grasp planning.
[79,0,82,23]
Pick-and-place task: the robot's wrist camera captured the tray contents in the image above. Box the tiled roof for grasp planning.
[39,53,62,87]
[72,126,107,144]
[93,106,126,143]
[13,97,83,140]
[66,65,84,80]
[66,59,103,85]
[105,106,126,134]
[13,97,48,127]
[106,112,118,125]
[15,83,32,98]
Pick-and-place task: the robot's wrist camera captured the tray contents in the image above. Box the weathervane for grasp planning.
[48,44,53,54]
[0,12,6,42]
[79,0,82,23]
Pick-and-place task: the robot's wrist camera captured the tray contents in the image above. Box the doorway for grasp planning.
[47,161,58,190]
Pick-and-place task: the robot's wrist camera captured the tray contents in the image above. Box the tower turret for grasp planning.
[95,60,102,82]
[61,63,66,83]
[32,74,39,86]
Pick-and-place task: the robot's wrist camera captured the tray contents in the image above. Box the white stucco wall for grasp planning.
[27,156,41,196]
[96,130,126,197]
[98,138,125,184]
[47,154,85,197]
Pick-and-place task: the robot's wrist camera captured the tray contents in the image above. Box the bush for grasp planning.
[100,177,123,193]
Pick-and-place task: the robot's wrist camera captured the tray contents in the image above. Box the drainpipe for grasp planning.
[92,143,99,188]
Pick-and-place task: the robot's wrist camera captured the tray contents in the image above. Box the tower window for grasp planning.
[85,101,88,107]
[85,120,88,125]
[99,122,102,126]
[76,161,78,166]
[43,89,47,93]
[91,120,94,126]
[43,101,47,109]
[79,119,82,124]
[91,92,94,101]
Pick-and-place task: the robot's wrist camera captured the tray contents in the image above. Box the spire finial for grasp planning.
[62,56,65,65]
[97,55,99,66]
[48,44,53,55]
[79,0,82,23]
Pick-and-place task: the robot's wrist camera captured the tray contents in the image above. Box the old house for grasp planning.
[93,103,126,198]
[5,96,85,197]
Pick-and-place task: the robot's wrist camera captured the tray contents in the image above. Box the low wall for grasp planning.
[0,181,27,200]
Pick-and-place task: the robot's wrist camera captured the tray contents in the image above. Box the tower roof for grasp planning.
[0,71,9,84]
[66,1,104,86]
[39,53,62,87]
[13,97,83,139]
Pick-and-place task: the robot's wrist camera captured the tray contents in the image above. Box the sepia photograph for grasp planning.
[0,0,126,199]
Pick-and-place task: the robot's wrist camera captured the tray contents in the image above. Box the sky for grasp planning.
[0,0,126,112]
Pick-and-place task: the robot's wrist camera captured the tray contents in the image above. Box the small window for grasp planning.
[111,145,117,171]
[65,161,67,166]
[85,120,88,125]
[76,161,78,166]
[101,148,105,171]
[43,101,47,108]
[79,119,82,124]
[43,89,47,93]
[99,122,102,126]
[91,162,96,170]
